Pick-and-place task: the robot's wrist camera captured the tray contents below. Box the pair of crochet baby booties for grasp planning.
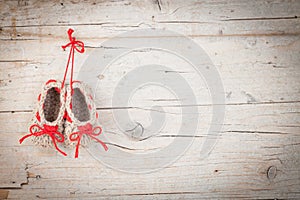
[19,29,108,158]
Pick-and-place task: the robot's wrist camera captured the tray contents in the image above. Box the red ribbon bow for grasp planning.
[19,124,67,156]
[61,28,85,91]
[61,29,84,53]
[69,123,108,158]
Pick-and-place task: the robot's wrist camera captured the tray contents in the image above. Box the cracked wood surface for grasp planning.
[0,0,300,199]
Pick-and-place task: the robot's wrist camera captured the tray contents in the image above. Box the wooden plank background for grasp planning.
[0,0,299,199]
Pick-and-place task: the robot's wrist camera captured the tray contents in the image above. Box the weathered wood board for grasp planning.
[0,0,299,199]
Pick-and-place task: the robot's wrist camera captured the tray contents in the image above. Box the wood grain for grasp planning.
[0,0,299,199]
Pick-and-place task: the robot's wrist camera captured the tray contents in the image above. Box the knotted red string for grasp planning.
[61,28,84,93]
[19,124,67,156]
[69,123,108,158]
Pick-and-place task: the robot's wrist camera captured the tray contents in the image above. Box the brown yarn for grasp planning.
[44,87,60,122]
[72,88,90,122]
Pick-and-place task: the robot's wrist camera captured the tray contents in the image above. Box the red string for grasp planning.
[61,29,107,158]
[69,123,108,158]
[19,124,67,156]
[61,29,84,93]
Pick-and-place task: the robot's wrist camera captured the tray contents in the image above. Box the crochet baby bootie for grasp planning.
[19,80,67,156]
[64,81,108,158]
[20,28,108,158]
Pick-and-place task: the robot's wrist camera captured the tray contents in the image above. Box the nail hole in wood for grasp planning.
[267,166,277,180]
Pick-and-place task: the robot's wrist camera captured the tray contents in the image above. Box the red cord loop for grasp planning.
[61,29,85,53]
[69,123,108,158]
[61,28,85,91]
[19,124,67,156]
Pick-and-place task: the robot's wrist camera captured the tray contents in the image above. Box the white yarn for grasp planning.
[64,81,98,147]
[30,80,66,148]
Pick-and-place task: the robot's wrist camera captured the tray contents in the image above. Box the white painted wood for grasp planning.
[0,0,299,199]
[0,36,299,111]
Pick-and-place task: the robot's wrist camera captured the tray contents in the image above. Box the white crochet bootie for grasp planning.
[64,81,108,158]
[19,80,67,156]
